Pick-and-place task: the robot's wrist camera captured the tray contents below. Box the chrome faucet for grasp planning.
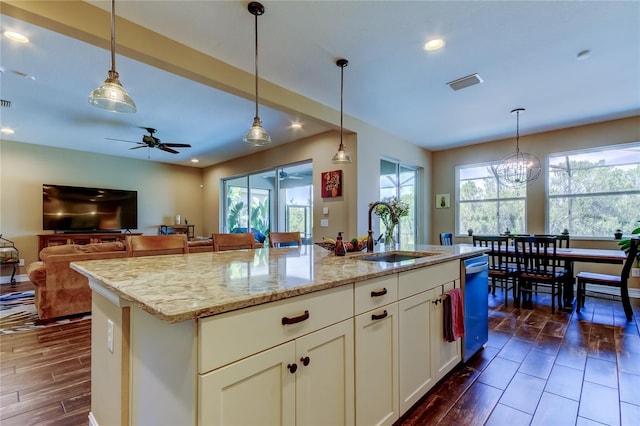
[367,201,393,252]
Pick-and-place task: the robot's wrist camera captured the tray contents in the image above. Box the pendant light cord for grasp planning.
[254,10,259,119]
[340,64,344,149]
[110,0,117,74]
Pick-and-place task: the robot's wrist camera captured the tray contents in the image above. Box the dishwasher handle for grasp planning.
[465,261,488,275]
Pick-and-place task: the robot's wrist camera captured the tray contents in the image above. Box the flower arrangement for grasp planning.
[370,197,410,248]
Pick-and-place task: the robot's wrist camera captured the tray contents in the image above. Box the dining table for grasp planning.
[554,247,627,313]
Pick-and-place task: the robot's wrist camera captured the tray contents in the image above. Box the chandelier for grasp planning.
[497,108,541,187]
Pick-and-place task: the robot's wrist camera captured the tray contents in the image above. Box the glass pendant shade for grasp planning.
[88,0,135,113]
[497,108,540,187]
[243,116,271,146]
[89,70,136,113]
[332,143,352,163]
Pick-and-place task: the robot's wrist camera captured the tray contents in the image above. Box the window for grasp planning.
[457,163,527,235]
[547,143,640,237]
[379,159,418,247]
[223,161,313,242]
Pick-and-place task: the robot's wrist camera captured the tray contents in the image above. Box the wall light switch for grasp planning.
[632,268,640,278]
[323,207,329,215]
[320,219,329,227]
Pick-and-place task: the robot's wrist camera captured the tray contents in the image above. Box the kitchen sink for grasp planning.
[353,251,440,263]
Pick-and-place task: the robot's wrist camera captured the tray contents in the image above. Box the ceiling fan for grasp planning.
[279,170,303,180]
[106,127,192,154]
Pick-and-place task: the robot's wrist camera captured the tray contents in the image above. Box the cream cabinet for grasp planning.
[397,261,461,413]
[431,280,462,382]
[354,275,399,426]
[198,285,354,426]
[199,319,354,426]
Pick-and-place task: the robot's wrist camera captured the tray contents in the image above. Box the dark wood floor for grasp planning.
[2,282,639,425]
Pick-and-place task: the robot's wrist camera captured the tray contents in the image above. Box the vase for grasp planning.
[383,226,396,251]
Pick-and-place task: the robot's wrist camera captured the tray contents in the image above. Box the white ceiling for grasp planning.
[1,1,639,168]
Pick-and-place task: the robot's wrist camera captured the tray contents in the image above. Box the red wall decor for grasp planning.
[321,170,343,198]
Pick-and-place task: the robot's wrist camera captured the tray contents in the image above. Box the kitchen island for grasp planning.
[72,244,487,426]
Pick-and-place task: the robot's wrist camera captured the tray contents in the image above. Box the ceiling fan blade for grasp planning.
[106,137,138,144]
[158,145,179,154]
[129,145,147,150]
[163,143,191,148]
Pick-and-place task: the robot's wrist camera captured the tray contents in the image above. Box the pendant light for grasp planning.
[88,0,136,113]
[332,58,352,164]
[243,2,271,146]
[497,108,541,187]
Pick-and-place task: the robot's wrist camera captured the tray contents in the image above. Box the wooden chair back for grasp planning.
[439,233,453,245]
[212,233,256,251]
[269,232,302,248]
[126,234,189,257]
[472,235,510,270]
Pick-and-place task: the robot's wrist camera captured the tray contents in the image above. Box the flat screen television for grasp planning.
[43,184,138,232]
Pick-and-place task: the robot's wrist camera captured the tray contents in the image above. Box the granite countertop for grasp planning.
[71,244,487,323]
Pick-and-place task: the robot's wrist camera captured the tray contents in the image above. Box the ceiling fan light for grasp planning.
[89,71,137,113]
[332,144,352,164]
[243,117,271,146]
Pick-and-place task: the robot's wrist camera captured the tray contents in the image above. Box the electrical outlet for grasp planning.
[18,259,24,266]
[632,268,640,278]
[320,219,329,227]
[107,319,114,353]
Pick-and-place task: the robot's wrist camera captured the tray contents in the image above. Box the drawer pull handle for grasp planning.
[300,356,310,366]
[282,310,310,325]
[371,310,388,321]
[370,288,388,298]
[287,363,298,374]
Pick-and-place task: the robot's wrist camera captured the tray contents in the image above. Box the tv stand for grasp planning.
[38,232,142,258]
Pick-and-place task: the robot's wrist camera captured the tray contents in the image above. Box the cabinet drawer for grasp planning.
[198,284,353,373]
[354,275,398,315]
[398,261,459,299]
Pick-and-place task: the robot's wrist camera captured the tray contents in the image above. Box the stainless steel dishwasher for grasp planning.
[461,254,489,362]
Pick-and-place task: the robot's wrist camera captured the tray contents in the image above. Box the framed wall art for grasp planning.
[321,170,343,198]
[436,193,450,209]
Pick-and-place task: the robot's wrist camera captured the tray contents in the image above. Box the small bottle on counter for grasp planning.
[334,232,346,256]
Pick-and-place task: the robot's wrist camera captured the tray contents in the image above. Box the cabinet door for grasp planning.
[199,341,295,426]
[355,303,399,426]
[398,289,435,413]
[430,280,462,382]
[295,319,355,426]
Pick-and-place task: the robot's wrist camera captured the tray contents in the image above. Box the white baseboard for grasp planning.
[0,274,29,285]
[88,412,99,426]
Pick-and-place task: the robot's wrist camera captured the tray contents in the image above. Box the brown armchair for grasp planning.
[269,232,302,248]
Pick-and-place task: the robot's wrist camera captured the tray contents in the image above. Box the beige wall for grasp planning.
[431,116,640,246]
[0,140,204,272]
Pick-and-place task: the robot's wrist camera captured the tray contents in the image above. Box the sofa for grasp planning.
[27,241,128,320]
[27,236,215,320]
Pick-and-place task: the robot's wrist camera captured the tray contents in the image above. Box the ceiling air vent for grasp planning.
[0,99,11,108]
[447,73,483,91]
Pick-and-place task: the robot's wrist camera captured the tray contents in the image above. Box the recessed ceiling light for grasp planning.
[190,158,199,164]
[4,31,29,43]
[424,39,444,51]
[1,128,15,135]
[290,123,302,129]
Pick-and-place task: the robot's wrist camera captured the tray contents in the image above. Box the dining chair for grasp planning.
[126,234,189,257]
[534,234,570,248]
[472,235,516,305]
[212,233,256,251]
[269,232,302,248]
[439,233,453,245]
[513,236,568,313]
[576,238,638,322]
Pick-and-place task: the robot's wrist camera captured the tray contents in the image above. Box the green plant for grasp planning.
[618,219,640,263]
